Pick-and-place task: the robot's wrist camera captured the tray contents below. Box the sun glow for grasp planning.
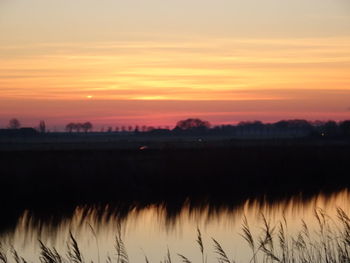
[1,0,349,126]
[1,37,349,102]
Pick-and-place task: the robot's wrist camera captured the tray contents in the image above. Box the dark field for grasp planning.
[1,136,350,232]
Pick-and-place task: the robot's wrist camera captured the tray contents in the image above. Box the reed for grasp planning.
[3,208,350,263]
[0,243,7,263]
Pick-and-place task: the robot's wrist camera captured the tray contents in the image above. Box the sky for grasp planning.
[0,0,350,129]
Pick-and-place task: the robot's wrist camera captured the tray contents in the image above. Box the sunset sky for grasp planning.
[1,0,350,129]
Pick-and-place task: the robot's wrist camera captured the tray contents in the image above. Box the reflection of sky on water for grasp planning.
[1,190,350,263]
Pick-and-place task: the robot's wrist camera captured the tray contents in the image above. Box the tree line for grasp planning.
[3,117,350,137]
[65,122,93,132]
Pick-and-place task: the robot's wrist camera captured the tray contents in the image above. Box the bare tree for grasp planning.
[66,123,76,133]
[39,120,46,133]
[75,123,83,132]
[82,122,93,132]
[8,118,21,129]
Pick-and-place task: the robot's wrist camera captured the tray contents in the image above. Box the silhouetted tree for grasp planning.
[8,118,21,129]
[65,123,76,133]
[38,120,46,133]
[82,122,93,132]
[175,118,211,130]
[75,123,83,132]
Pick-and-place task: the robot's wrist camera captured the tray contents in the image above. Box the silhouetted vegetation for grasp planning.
[65,122,93,133]
[59,118,350,138]
[7,118,21,129]
[38,120,46,133]
[2,209,350,263]
[82,122,93,132]
[2,118,350,139]
[179,118,350,138]
[175,118,211,131]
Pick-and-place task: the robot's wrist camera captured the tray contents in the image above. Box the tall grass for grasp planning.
[2,208,350,263]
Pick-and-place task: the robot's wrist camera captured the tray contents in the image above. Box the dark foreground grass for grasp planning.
[2,208,350,263]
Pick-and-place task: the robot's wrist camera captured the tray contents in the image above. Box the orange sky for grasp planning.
[1,0,350,129]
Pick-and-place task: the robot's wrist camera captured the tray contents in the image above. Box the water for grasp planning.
[1,189,350,263]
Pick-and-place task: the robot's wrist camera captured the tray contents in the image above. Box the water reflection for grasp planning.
[1,189,350,262]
